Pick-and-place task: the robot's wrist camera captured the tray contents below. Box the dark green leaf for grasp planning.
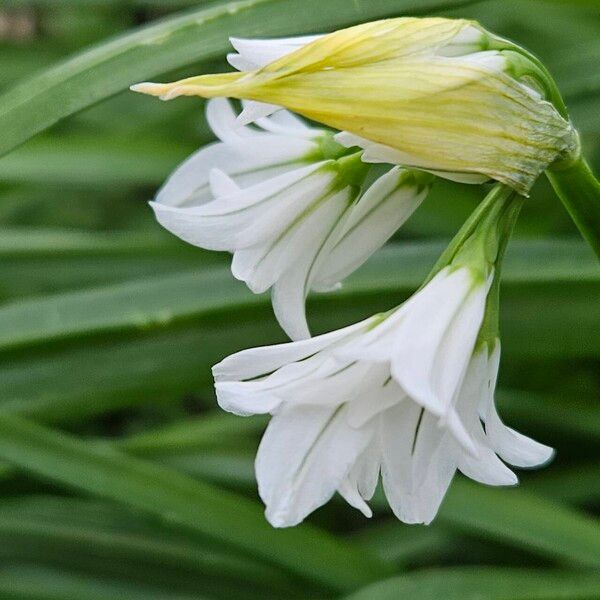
[0,411,392,593]
[345,567,600,600]
[0,0,480,157]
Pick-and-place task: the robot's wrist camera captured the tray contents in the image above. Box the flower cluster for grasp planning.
[132,17,565,527]
[212,192,553,526]
[150,97,431,339]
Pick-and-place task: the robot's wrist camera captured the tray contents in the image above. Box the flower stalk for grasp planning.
[546,155,600,262]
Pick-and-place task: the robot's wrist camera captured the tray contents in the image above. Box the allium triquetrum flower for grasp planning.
[211,185,553,527]
[149,97,431,340]
[132,17,578,195]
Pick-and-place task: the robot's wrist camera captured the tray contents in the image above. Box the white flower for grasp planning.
[150,97,430,340]
[213,266,553,527]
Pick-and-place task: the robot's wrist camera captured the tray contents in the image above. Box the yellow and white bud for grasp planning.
[132,17,577,194]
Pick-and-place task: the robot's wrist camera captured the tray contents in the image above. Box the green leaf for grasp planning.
[345,567,600,600]
[118,412,268,455]
[497,389,600,443]
[90,412,600,571]
[0,495,297,599]
[0,565,204,600]
[0,411,392,593]
[439,479,600,569]
[350,523,453,566]
[0,239,596,352]
[0,239,598,421]
[0,134,193,187]
[528,464,600,505]
[0,227,207,301]
[0,0,480,158]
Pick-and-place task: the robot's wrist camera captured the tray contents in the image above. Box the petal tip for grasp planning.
[130,82,166,97]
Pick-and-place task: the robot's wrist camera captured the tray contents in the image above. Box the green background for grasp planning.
[0,0,598,598]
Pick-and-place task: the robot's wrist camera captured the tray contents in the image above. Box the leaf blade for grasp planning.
[0,411,392,593]
[0,0,481,157]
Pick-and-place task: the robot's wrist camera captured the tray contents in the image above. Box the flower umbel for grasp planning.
[150,98,431,340]
[132,17,578,194]
[212,186,553,526]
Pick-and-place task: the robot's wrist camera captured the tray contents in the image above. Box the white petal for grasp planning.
[154,142,233,208]
[256,403,371,527]
[279,360,374,406]
[254,108,315,138]
[151,162,331,252]
[229,35,323,69]
[155,135,317,210]
[486,408,555,469]
[237,183,348,290]
[442,409,478,456]
[236,101,281,126]
[334,131,372,150]
[380,401,455,523]
[215,381,282,416]
[338,478,373,518]
[226,52,257,72]
[206,97,256,144]
[313,167,428,289]
[270,187,353,339]
[209,168,240,197]
[390,268,487,417]
[218,350,386,419]
[458,447,518,486]
[345,371,405,428]
[453,347,542,480]
[362,144,411,165]
[215,351,338,415]
[479,345,554,468]
[335,265,460,364]
[458,50,507,74]
[334,132,412,166]
[408,411,459,524]
[346,439,381,503]
[212,317,372,382]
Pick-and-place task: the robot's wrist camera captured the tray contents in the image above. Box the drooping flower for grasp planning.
[212,185,553,527]
[149,97,431,339]
[213,265,552,527]
[132,17,578,195]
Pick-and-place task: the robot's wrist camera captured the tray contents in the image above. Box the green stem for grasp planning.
[423,183,515,286]
[546,155,600,262]
[476,193,524,346]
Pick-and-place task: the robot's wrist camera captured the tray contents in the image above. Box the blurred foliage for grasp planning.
[0,0,598,598]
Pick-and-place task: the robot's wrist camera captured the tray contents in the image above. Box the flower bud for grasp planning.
[132,17,578,194]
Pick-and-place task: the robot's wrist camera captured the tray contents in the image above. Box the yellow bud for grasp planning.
[132,17,577,194]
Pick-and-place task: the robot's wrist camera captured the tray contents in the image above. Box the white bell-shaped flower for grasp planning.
[213,266,553,527]
[151,98,430,340]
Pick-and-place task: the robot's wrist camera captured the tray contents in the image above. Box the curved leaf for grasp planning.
[0,412,392,593]
[345,568,600,600]
[0,496,296,599]
[0,239,596,352]
[0,0,479,157]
